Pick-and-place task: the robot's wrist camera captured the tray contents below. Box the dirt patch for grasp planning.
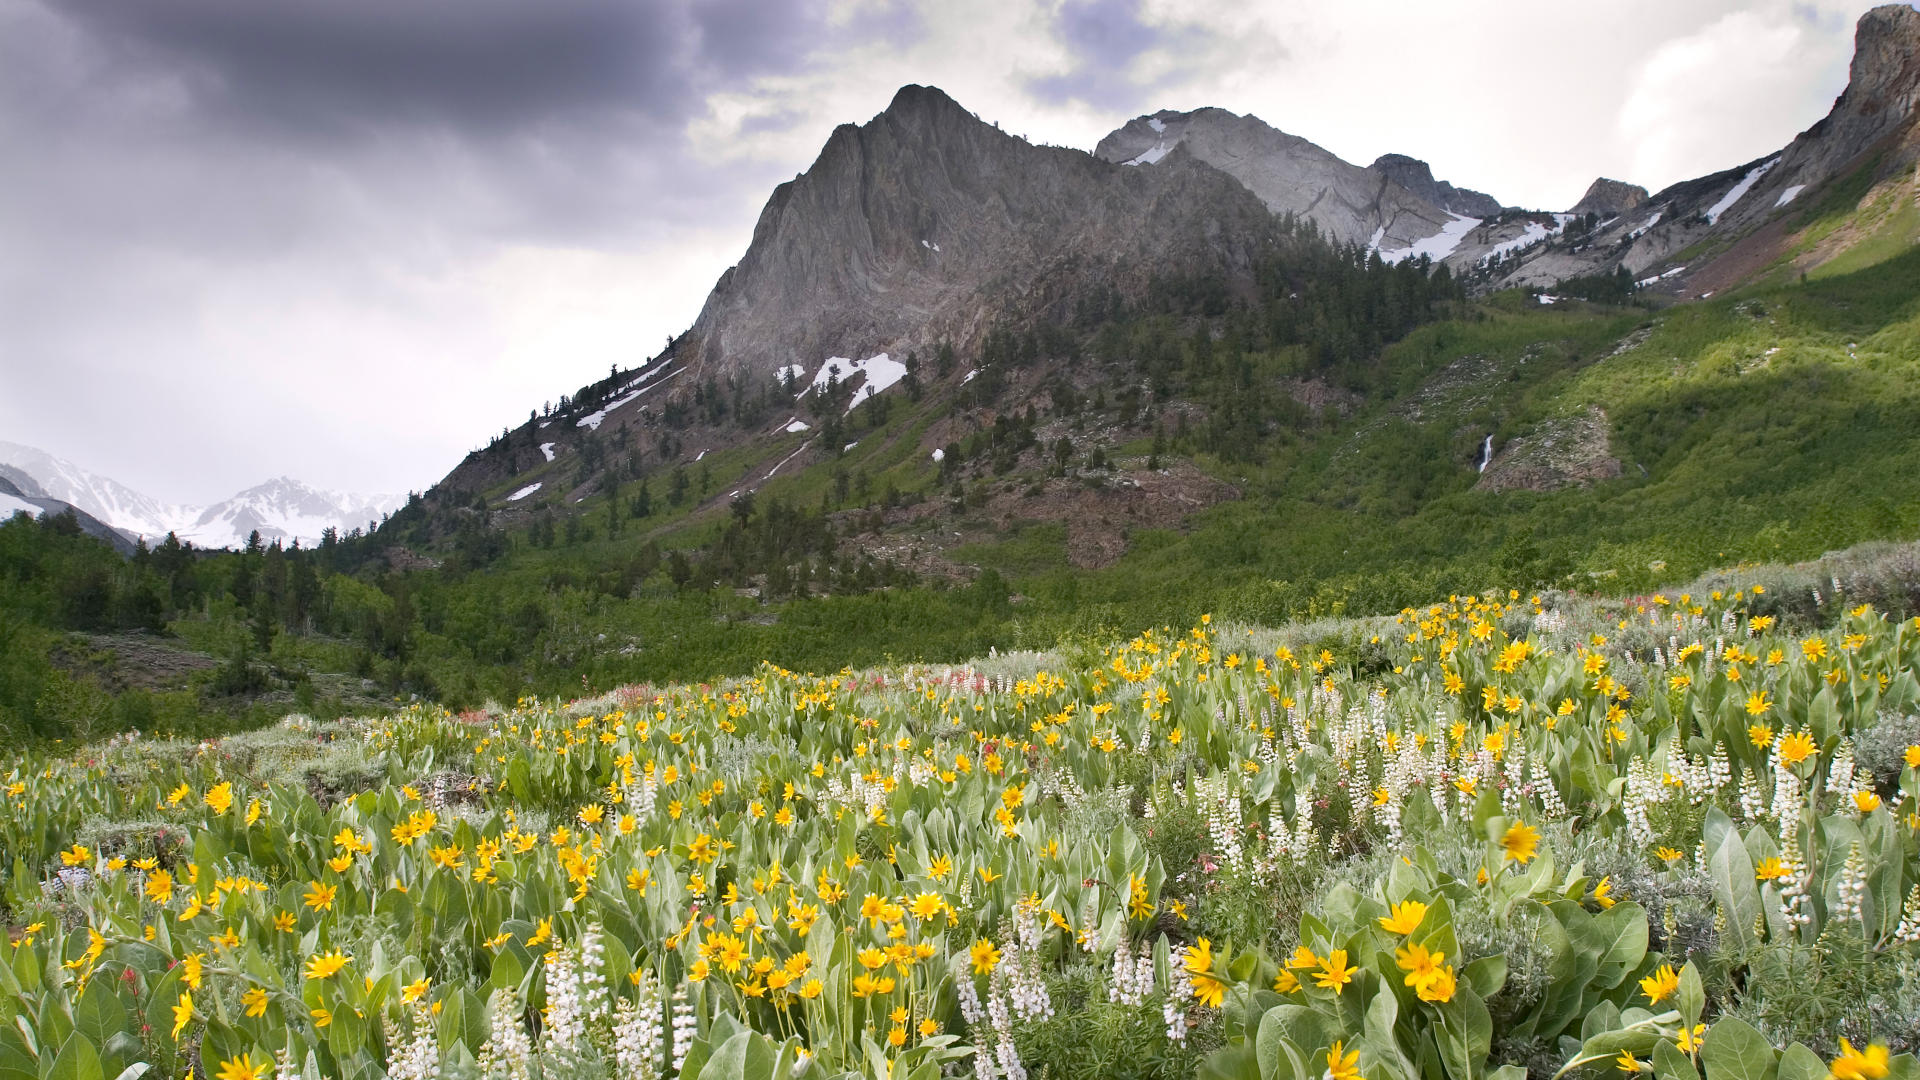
[985,462,1238,569]
[1680,210,1797,300]
[1281,378,1364,417]
[1475,407,1623,493]
[54,633,218,693]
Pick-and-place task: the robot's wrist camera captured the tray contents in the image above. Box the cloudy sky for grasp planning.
[0,0,1889,503]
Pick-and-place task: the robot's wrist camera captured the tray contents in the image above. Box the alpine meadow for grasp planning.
[12,6,1920,1080]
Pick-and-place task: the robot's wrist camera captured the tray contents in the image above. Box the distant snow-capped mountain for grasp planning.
[0,441,407,549]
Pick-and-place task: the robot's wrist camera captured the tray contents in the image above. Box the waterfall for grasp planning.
[1477,434,1494,473]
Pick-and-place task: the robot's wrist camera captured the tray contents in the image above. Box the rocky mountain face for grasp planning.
[1092,108,1494,252]
[677,85,1282,388]
[0,470,137,554]
[1370,154,1504,218]
[1567,179,1648,219]
[1467,3,1920,293]
[0,441,404,549]
[428,5,1920,515]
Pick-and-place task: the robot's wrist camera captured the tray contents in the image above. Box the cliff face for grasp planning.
[675,86,1281,385]
[1091,108,1496,250]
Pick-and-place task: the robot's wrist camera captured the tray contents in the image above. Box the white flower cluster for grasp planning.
[541,946,587,1066]
[385,1003,441,1080]
[956,957,986,1024]
[1164,944,1193,1044]
[1002,903,1054,1022]
[670,984,697,1073]
[1196,775,1248,875]
[475,988,532,1080]
[1827,739,1861,806]
[1894,885,1920,944]
[984,963,1028,1080]
[579,923,610,1043]
[1107,936,1155,1006]
[1834,843,1870,926]
[612,971,666,1079]
[1772,773,1814,933]
[1623,756,1663,847]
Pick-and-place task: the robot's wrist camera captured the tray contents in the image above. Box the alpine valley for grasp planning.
[10,6,1920,721]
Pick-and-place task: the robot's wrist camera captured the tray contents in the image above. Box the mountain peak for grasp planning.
[1369,153,1504,218]
[1567,177,1648,218]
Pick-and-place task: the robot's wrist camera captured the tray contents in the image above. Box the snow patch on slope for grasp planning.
[1775,184,1806,208]
[1376,213,1481,265]
[577,369,679,430]
[1705,158,1779,224]
[1125,142,1172,166]
[0,492,38,519]
[508,483,542,502]
[810,353,908,413]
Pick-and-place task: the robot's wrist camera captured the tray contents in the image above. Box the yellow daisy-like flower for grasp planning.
[1500,822,1540,864]
[969,938,1000,975]
[1639,964,1679,1005]
[171,989,194,1039]
[1829,1039,1889,1080]
[305,950,350,980]
[1327,1040,1360,1080]
[215,1053,266,1080]
[1377,900,1428,935]
[241,987,268,1018]
[303,881,337,912]
[1776,731,1817,766]
[1314,949,1356,994]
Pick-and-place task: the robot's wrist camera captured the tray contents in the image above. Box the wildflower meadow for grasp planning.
[5,584,1920,1080]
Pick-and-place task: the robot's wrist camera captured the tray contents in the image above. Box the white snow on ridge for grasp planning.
[508,483,542,502]
[1705,158,1779,225]
[1775,184,1806,208]
[962,368,979,384]
[577,369,679,430]
[810,353,908,413]
[0,492,38,519]
[777,364,808,387]
[1481,221,1554,263]
[784,418,810,433]
[1125,142,1172,166]
[1626,212,1662,240]
[1376,212,1481,265]
[540,442,556,462]
[0,441,406,548]
[1635,265,1689,288]
[1147,116,1165,133]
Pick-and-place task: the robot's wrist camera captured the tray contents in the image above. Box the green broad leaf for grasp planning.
[41,1033,101,1080]
[1699,1018,1775,1080]
[1434,989,1493,1080]
[1463,955,1507,999]
[1704,810,1761,949]
[1677,963,1705,1028]
[1775,1043,1826,1080]
[1654,1039,1700,1080]
[68,982,123,1052]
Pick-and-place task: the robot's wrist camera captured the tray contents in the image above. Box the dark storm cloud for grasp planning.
[58,0,828,140]
[1025,0,1230,112]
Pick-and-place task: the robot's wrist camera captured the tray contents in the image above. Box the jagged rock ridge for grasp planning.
[677,85,1282,386]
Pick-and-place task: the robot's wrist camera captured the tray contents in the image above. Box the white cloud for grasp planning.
[1620,4,1857,190]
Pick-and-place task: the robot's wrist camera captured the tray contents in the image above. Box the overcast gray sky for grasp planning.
[0,0,1891,503]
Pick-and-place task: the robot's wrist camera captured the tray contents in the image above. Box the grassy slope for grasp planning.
[249,242,1920,702]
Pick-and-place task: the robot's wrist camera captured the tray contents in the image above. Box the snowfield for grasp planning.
[1705,158,1780,225]
[1375,212,1481,265]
